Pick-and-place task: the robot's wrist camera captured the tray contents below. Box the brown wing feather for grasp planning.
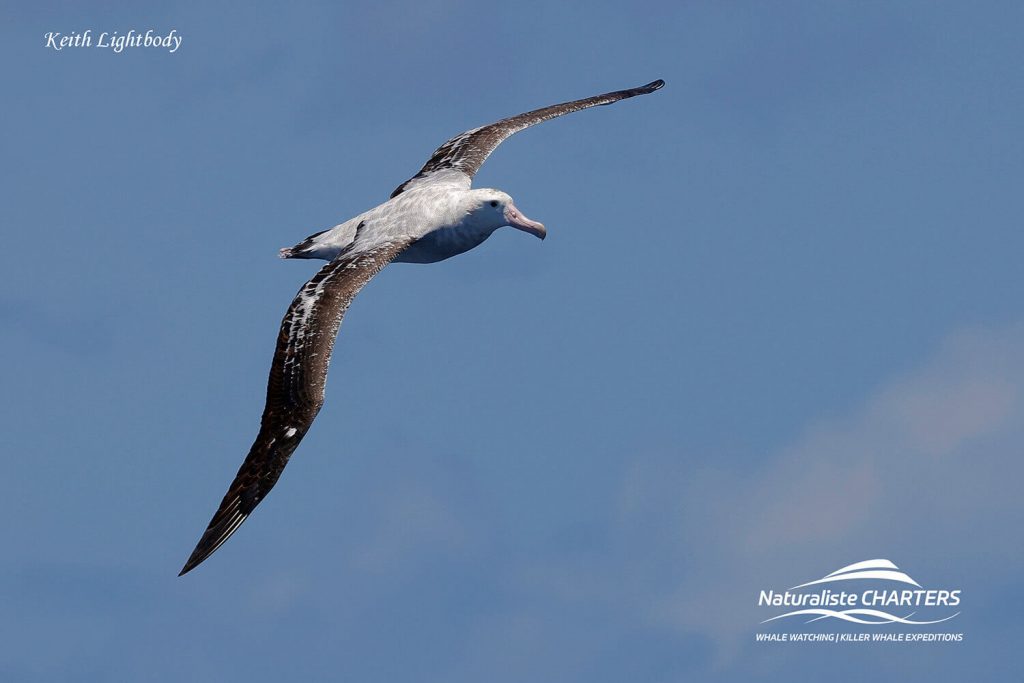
[179,239,413,575]
[391,79,664,197]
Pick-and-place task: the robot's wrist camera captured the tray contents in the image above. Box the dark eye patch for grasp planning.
[490,200,498,207]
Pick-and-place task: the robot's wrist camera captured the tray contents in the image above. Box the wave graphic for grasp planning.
[790,559,921,590]
[761,609,960,625]
[826,559,900,577]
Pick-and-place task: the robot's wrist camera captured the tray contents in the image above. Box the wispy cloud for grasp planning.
[621,324,1024,662]
[496,324,1024,677]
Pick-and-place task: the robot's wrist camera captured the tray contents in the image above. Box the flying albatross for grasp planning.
[179,78,665,575]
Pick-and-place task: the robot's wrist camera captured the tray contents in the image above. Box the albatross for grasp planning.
[180,78,665,575]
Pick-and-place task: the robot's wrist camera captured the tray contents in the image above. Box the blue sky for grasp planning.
[3,1,1022,680]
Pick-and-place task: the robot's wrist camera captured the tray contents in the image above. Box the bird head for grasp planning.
[469,189,546,240]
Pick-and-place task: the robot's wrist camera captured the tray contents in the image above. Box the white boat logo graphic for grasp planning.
[789,558,921,590]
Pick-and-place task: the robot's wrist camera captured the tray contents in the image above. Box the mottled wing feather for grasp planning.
[391,79,664,197]
[179,238,413,575]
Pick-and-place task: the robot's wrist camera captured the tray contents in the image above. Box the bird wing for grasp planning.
[390,79,665,198]
[179,238,414,575]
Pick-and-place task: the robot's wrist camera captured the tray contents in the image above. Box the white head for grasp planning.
[465,189,546,240]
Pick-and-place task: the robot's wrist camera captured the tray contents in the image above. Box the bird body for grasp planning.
[281,177,538,264]
[180,78,665,575]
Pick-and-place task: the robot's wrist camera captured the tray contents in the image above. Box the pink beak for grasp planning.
[504,203,546,240]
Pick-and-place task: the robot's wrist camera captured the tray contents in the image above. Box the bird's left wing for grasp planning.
[179,238,414,575]
[390,78,664,198]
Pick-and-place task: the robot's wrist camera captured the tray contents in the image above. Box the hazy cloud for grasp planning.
[619,324,1024,663]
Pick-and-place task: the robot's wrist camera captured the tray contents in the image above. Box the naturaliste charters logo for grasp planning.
[755,559,963,643]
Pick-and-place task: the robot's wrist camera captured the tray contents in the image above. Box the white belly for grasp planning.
[394,227,495,264]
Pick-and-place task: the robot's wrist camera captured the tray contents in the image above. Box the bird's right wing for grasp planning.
[390,79,665,197]
[179,237,414,575]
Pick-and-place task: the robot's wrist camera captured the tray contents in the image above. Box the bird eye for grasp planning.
[490,200,498,207]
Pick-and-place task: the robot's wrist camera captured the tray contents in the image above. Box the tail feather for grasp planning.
[280,227,332,260]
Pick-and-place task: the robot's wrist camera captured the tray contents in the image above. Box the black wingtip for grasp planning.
[178,505,250,576]
[177,541,216,577]
[178,546,206,576]
[178,537,215,575]
[640,79,665,93]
